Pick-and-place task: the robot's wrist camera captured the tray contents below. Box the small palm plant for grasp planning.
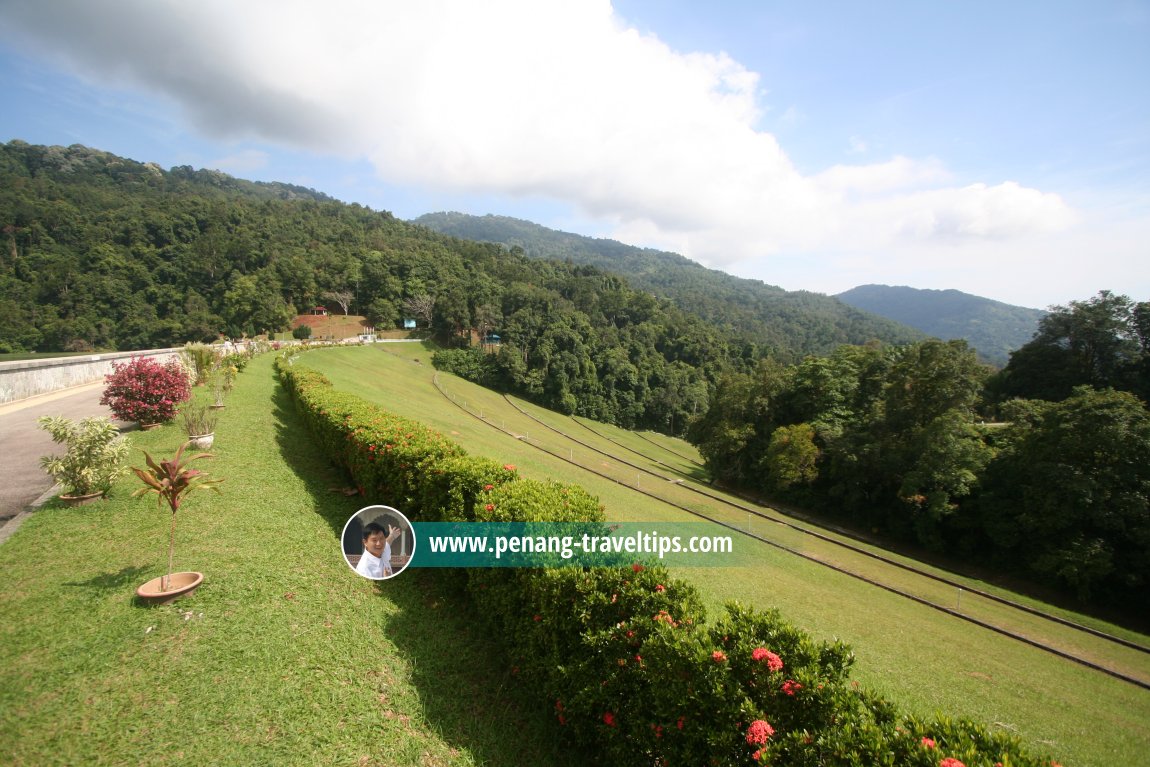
[131,441,223,592]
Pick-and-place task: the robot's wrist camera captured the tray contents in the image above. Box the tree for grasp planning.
[221,271,295,337]
[991,290,1145,402]
[763,423,820,490]
[322,289,354,316]
[977,387,1150,605]
[366,297,399,329]
[402,293,436,328]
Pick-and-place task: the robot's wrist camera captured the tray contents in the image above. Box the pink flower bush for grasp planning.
[100,356,190,424]
[745,719,775,746]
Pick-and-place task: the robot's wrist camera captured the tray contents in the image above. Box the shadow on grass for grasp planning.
[268,379,580,767]
[64,564,152,591]
[376,573,583,767]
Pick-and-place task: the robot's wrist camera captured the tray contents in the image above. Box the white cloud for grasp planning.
[0,0,1085,291]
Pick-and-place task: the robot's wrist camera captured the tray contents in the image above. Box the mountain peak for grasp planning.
[836,284,1046,366]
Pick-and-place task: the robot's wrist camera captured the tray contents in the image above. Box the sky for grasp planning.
[1,0,1147,310]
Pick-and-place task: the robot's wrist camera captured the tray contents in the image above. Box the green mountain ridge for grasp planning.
[836,284,1046,367]
[413,211,924,358]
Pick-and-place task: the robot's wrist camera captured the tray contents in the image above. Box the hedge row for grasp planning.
[276,354,1057,767]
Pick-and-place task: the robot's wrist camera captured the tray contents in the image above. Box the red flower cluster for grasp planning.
[940,759,966,767]
[603,711,616,727]
[752,647,784,672]
[782,679,803,696]
[745,719,775,746]
[921,737,936,749]
[711,650,727,663]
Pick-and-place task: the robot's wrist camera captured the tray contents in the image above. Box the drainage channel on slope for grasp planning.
[430,373,1150,691]
[563,407,1150,657]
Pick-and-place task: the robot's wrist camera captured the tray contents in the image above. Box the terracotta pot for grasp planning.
[59,490,104,506]
[136,572,204,604]
[188,433,215,449]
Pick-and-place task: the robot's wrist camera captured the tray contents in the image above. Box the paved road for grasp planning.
[0,382,131,523]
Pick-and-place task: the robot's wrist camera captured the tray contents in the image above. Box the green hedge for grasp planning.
[276,353,1056,767]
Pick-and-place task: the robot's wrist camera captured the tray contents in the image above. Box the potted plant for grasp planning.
[180,402,219,449]
[131,441,223,604]
[101,356,191,428]
[37,415,131,504]
[209,363,237,409]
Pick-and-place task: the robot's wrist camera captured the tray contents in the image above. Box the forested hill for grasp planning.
[2,139,921,433]
[836,284,1046,366]
[413,212,923,356]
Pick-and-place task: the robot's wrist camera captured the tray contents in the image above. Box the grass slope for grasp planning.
[305,344,1150,767]
[0,353,576,767]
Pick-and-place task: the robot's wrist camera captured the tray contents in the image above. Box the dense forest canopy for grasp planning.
[689,294,1150,614]
[414,211,924,357]
[0,140,926,434]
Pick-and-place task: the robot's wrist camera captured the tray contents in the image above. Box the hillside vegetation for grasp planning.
[689,291,1150,616]
[2,140,917,435]
[836,284,1046,366]
[414,211,923,355]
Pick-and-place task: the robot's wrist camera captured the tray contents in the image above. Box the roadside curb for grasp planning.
[0,380,105,416]
[0,482,61,547]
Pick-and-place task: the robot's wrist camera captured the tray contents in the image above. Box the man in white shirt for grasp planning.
[355,522,401,579]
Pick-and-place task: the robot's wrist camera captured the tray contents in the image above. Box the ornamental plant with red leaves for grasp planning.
[101,356,191,425]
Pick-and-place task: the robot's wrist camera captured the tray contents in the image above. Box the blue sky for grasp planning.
[1,0,1147,309]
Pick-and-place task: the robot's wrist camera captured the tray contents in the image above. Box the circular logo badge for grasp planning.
[342,505,415,580]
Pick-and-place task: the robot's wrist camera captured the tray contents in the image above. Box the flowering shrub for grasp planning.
[276,352,1058,767]
[101,356,190,425]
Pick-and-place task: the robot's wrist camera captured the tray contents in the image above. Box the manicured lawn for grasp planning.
[306,344,1150,767]
[0,352,577,767]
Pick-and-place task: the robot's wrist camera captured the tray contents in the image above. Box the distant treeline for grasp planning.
[688,291,1150,614]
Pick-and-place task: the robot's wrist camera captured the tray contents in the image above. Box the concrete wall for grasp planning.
[0,348,183,405]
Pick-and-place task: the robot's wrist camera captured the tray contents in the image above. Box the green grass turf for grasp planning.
[0,352,578,767]
[304,344,1150,767]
